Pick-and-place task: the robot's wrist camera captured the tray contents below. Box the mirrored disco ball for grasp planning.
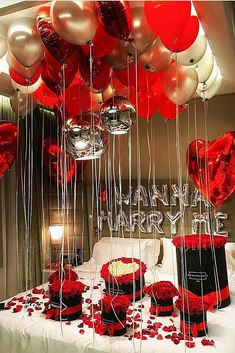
[63,112,108,160]
[100,96,136,135]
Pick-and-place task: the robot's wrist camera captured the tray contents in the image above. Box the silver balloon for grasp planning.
[106,41,134,70]
[120,7,156,56]
[165,212,181,235]
[64,112,108,160]
[139,37,172,73]
[8,18,44,67]
[130,211,146,233]
[146,211,164,234]
[170,184,190,206]
[10,90,36,117]
[51,0,97,45]
[132,185,149,206]
[0,23,7,59]
[214,212,228,236]
[192,212,210,235]
[100,96,136,135]
[195,48,214,83]
[177,35,207,66]
[150,184,169,206]
[11,76,42,94]
[163,62,198,105]
[197,67,222,100]
[6,49,41,79]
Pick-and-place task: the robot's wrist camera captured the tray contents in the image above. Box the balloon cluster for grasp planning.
[0,1,222,164]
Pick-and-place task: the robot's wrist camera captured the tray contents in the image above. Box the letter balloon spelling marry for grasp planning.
[187,131,235,209]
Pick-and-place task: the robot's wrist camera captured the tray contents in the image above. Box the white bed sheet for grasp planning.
[0,267,235,353]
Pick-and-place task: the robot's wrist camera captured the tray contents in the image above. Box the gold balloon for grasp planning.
[10,90,36,117]
[8,18,44,67]
[6,50,41,79]
[120,7,156,56]
[163,62,198,105]
[51,1,97,45]
[139,37,172,72]
[0,23,7,59]
[106,41,133,70]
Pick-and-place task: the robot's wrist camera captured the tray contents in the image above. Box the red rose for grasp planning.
[48,267,78,284]
[173,234,227,250]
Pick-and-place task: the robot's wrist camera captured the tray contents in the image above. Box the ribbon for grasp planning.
[96,319,126,336]
[46,303,82,321]
[178,285,230,309]
[180,320,207,338]
[150,304,174,315]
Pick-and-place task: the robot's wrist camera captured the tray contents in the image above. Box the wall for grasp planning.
[84,94,235,247]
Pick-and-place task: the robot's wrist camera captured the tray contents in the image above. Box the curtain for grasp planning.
[0,97,51,300]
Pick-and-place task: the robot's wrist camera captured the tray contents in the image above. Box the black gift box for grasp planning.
[180,311,208,337]
[105,275,145,302]
[50,294,82,321]
[101,310,127,336]
[151,297,174,316]
[176,246,230,308]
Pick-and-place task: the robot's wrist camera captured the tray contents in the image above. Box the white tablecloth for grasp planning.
[0,267,235,353]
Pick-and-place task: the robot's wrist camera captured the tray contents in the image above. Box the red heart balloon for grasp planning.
[43,137,75,185]
[187,131,235,209]
[0,121,18,177]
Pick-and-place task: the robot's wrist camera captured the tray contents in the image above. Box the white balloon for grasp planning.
[11,76,42,93]
[0,23,7,59]
[197,63,218,93]
[197,72,222,100]
[195,48,214,83]
[177,35,207,66]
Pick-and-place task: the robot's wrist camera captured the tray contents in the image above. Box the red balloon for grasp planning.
[114,62,159,90]
[36,6,76,62]
[130,87,158,120]
[9,67,41,86]
[34,81,60,108]
[43,137,75,185]
[187,131,235,209]
[144,1,191,40]
[44,49,79,87]
[98,189,107,203]
[81,19,116,58]
[161,16,199,53]
[79,52,111,92]
[0,121,18,177]
[96,1,132,41]
[41,60,61,96]
[64,83,92,117]
[158,91,185,120]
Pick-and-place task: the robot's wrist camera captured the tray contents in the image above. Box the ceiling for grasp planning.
[0,1,235,96]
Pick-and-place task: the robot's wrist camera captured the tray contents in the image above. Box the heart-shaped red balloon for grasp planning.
[0,121,18,177]
[187,131,235,209]
[43,137,76,185]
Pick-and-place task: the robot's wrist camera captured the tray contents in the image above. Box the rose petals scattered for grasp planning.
[173,338,180,345]
[32,287,44,295]
[172,312,178,318]
[85,298,92,304]
[79,329,85,334]
[65,321,71,325]
[13,305,23,313]
[7,301,15,307]
[43,294,49,299]
[78,323,84,328]
[186,341,195,348]
[27,308,34,313]
[157,334,163,340]
[201,338,215,346]
[154,322,162,329]
[35,306,42,311]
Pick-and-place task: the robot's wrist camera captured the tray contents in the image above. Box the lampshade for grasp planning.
[49,224,63,241]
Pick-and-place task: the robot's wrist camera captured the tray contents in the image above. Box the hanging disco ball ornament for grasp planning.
[100,96,136,135]
[63,113,108,160]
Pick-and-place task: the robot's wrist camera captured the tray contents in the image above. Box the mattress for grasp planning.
[0,266,235,353]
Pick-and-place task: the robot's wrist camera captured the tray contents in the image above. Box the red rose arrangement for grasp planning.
[145,281,178,301]
[48,267,78,283]
[49,280,85,298]
[173,234,227,250]
[175,297,210,315]
[101,257,147,285]
[100,295,130,314]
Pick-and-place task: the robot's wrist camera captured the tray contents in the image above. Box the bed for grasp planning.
[0,237,235,353]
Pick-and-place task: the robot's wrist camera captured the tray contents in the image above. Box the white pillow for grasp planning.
[160,237,177,275]
[92,237,160,269]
